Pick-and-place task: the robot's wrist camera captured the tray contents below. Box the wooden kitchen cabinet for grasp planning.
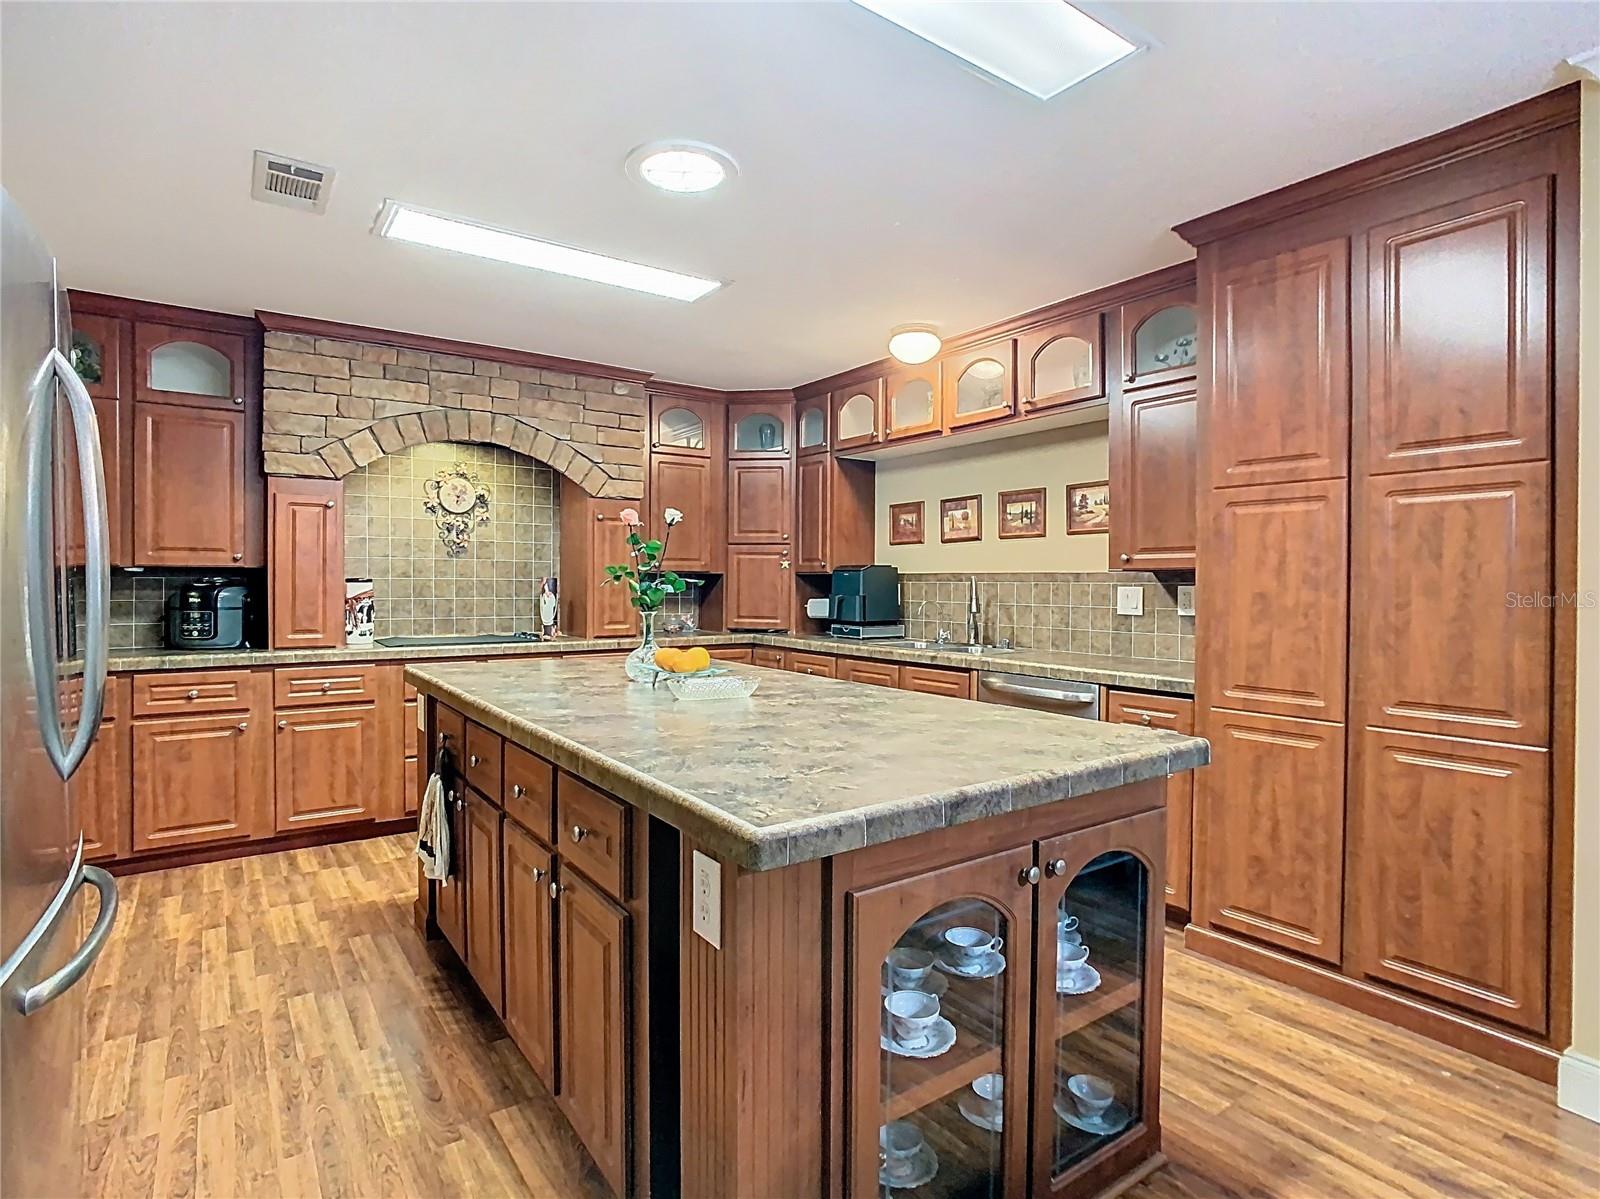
[131,674,272,852]
[273,702,380,832]
[941,340,1016,430]
[1347,727,1550,1034]
[503,743,556,844]
[728,400,792,458]
[785,650,836,679]
[1017,311,1105,412]
[133,402,254,566]
[648,393,718,458]
[1120,287,1198,391]
[558,480,639,639]
[556,869,629,1196]
[76,675,130,862]
[503,820,557,1089]
[752,647,785,670]
[1105,690,1194,910]
[463,792,505,1016]
[794,455,873,574]
[725,545,790,629]
[1194,708,1346,965]
[708,647,754,664]
[727,460,792,544]
[831,378,883,450]
[268,477,345,648]
[133,322,247,411]
[1109,380,1197,570]
[65,312,133,566]
[884,364,942,441]
[900,663,973,699]
[837,657,900,688]
[649,454,720,572]
[796,395,829,455]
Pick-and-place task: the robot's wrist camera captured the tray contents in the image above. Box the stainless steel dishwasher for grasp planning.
[975,669,1101,719]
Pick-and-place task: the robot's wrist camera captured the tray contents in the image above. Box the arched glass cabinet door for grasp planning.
[134,323,246,410]
[1121,292,1197,390]
[731,409,788,455]
[849,844,1033,1197]
[885,367,940,440]
[833,383,881,449]
[1020,311,1104,411]
[796,400,828,454]
[655,405,706,452]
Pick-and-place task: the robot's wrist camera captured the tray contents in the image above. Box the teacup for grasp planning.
[1057,939,1090,975]
[884,990,940,1048]
[878,1121,924,1180]
[887,946,934,989]
[970,1072,1003,1121]
[942,925,1003,967]
[1057,914,1082,947]
[1067,1073,1114,1120]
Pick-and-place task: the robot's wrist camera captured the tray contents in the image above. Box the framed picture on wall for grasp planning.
[1067,480,1110,534]
[940,494,982,543]
[998,488,1046,539]
[889,501,925,545]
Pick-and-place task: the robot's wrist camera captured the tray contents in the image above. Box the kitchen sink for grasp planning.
[374,632,544,647]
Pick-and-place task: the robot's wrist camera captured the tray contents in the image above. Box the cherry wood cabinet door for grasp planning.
[837,657,900,688]
[831,378,883,449]
[434,795,468,962]
[133,323,247,411]
[268,477,344,648]
[728,402,792,459]
[1193,708,1345,965]
[752,647,785,670]
[1018,311,1104,412]
[1198,479,1348,723]
[941,340,1016,430]
[273,702,379,832]
[557,870,629,1196]
[1121,289,1198,391]
[133,402,251,565]
[1104,691,1194,910]
[65,314,133,565]
[1360,177,1550,475]
[648,394,717,458]
[727,460,792,544]
[883,364,942,441]
[77,676,130,862]
[584,502,640,638]
[463,794,505,1016]
[725,545,790,629]
[1353,462,1550,746]
[1207,238,1350,488]
[1347,728,1549,1034]
[649,454,719,572]
[794,455,828,572]
[900,664,973,699]
[785,651,835,679]
[1110,382,1197,570]
[502,821,557,1089]
[796,395,830,455]
[131,708,270,852]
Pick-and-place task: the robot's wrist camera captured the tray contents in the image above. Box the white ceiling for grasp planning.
[2,2,1592,388]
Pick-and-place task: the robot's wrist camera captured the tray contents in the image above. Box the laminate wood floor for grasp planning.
[75,834,1598,1199]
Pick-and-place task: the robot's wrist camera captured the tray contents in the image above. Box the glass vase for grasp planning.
[625,610,660,683]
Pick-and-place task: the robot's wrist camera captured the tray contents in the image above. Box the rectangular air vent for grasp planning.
[251,151,334,213]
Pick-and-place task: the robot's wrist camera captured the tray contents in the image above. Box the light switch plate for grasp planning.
[1177,585,1196,617]
[692,850,721,949]
[1116,585,1145,617]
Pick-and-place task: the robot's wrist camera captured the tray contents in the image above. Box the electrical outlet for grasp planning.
[1116,585,1145,617]
[692,850,721,949]
[1177,585,1196,617]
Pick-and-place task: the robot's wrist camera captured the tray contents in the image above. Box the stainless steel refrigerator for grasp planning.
[0,188,118,1198]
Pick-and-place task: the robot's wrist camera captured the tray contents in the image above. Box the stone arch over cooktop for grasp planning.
[258,330,646,499]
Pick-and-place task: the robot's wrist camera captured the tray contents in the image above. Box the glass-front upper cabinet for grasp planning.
[69,312,129,402]
[1019,312,1105,411]
[884,365,941,441]
[1121,289,1198,391]
[728,401,792,458]
[650,398,709,456]
[831,378,882,450]
[849,845,1033,1198]
[796,397,829,455]
[1033,810,1164,1193]
[134,322,247,410]
[941,342,1016,430]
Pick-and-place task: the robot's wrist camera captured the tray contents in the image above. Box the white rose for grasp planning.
[663,507,684,526]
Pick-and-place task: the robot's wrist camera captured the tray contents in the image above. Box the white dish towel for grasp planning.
[416,772,452,882]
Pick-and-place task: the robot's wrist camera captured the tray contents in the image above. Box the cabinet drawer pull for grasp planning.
[186,689,200,700]
[277,720,287,729]
[236,722,248,732]
[1046,858,1067,878]
[324,499,335,508]
[1019,865,1041,886]
[531,866,547,882]
[232,553,243,562]
[511,784,525,799]
[570,825,589,843]
[1119,553,1131,562]
[469,754,481,767]
[1139,713,1152,725]
[320,681,332,690]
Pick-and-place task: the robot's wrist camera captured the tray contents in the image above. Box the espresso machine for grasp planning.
[826,565,905,639]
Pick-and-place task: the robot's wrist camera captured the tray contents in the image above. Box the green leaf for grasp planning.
[642,539,663,556]
[671,577,688,593]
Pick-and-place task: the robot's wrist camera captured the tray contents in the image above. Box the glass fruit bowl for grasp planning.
[660,669,760,701]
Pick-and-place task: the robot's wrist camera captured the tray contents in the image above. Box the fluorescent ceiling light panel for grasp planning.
[374,201,722,302]
[853,0,1137,100]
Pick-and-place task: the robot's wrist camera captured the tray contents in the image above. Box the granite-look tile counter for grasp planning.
[406,656,1208,871]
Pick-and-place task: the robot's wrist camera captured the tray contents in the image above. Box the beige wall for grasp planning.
[873,424,1112,571]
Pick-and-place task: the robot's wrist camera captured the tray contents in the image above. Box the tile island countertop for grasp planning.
[407,656,1209,871]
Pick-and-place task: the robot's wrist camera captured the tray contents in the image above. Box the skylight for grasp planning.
[373,201,723,302]
[853,0,1138,100]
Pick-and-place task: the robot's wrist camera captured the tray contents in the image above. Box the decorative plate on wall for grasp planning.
[423,466,491,555]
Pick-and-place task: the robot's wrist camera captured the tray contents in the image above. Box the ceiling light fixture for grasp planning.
[373,200,722,302]
[887,324,942,364]
[626,141,738,194]
[852,0,1138,101]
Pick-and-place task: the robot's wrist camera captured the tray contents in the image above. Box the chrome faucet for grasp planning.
[966,577,982,646]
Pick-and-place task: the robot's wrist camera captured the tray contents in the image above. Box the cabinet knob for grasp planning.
[320,681,332,690]
[782,533,790,540]
[1119,553,1131,562]
[531,866,547,883]
[571,825,589,843]
[325,499,335,509]
[549,880,566,899]
[1020,865,1042,886]
[232,553,243,562]
[1125,371,1136,383]
[232,396,244,406]
[511,784,525,799]
[277,720,287,729]
[236,722,248,732]
[186,689,200,700]
[469,754,481,767]
[1140,713,1152,726]
[1046,858,1068,878]
[595,512,605,522]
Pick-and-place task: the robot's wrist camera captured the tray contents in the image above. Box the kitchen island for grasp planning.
[408,656,1208,1199]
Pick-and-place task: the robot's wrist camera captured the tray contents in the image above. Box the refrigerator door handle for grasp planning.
[23,346,108,779]
[14,864,118,1016]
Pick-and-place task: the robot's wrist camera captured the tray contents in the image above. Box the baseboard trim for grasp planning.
[103,817,414,876]
[1183,924,1561,1083]
[1558,1051,1600,1123]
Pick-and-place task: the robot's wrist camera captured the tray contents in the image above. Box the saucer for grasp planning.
[935,949,1007,979]
[1053,1094,1132,1137]
[957,1091,1003,1133]
[879,1142,939,1189]
[883,970,948,998]
[1056,963,1102,996]
[881,1016,957,1059]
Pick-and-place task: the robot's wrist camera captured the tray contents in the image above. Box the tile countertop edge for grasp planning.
[407,666,1210,873]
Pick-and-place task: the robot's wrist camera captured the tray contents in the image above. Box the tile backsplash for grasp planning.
[900,571,1195,662]
[344,442,558,638]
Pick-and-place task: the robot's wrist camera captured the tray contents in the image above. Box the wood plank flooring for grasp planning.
[75,834,1598,1199]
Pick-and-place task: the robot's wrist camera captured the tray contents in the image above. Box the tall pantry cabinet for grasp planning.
[1176,85,1580,1077]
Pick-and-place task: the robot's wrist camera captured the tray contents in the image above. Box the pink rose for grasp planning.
[619,508,641,527]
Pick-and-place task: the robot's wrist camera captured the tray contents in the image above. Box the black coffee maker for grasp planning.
[828,565,904,639]
[165,577,253,650]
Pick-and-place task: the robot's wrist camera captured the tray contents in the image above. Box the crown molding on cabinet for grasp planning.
[70,289,260,336]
